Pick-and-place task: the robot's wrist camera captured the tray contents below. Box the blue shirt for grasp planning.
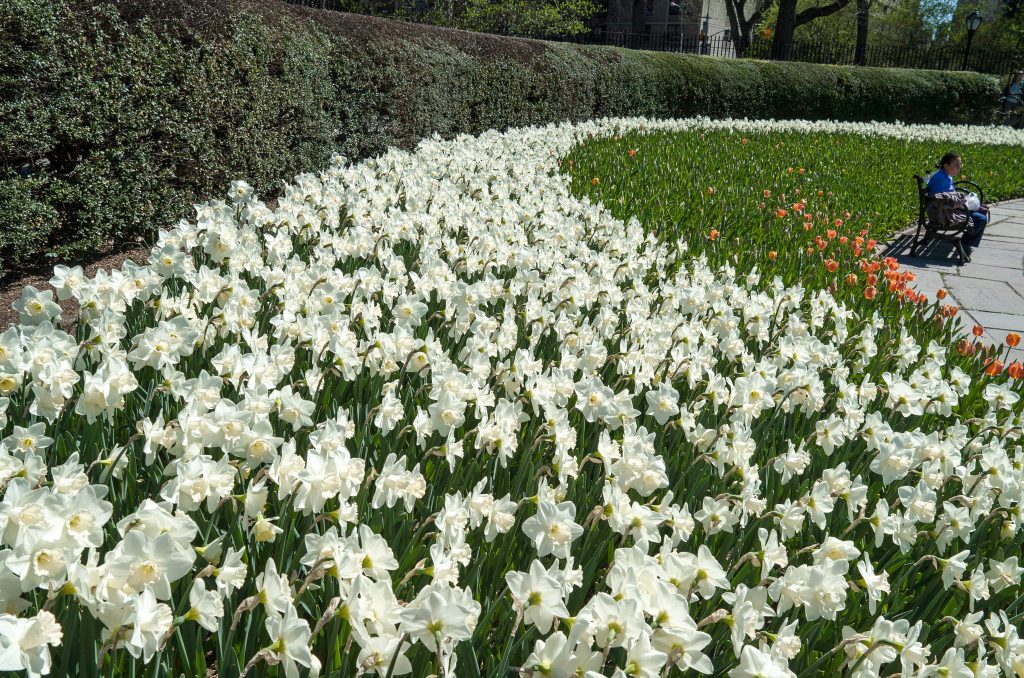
[927,169,955,196]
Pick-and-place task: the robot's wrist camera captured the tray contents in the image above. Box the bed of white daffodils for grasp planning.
[2,117,1024,678]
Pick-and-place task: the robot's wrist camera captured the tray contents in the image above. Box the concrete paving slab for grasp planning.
[962,250,1024,269]
[907,270,946,299]
[982,234,1024,245]
[971,311,1024,335]
[978,238,1024,252]
[985,224,1024,234]
[943,279,1024,314]
[955,264,1024,284]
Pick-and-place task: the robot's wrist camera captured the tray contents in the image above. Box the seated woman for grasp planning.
[926,152,987,256]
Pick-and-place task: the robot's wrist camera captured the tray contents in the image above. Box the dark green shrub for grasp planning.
[0,0,1002,277]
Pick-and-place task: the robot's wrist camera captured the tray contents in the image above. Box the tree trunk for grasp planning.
[771,0,798,60]
[772,0,855,61]
[724,0,745,55]
[632,0,646,35]
[855,0,870,65]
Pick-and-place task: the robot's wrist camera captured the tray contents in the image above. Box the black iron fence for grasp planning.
[560,31,1022,75]
[559,31,741,57]
[281,0,1023,75]
[740,37,1022,75]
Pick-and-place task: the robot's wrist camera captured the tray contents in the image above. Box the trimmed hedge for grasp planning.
[0,0,1002,278]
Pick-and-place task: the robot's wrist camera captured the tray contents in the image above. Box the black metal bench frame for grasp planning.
[911,174,984,265]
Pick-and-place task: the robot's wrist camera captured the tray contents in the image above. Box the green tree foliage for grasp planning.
[291,0,601,37]
[424,0,601,37]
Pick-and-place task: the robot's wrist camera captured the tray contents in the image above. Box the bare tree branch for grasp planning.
[795,0,854,26]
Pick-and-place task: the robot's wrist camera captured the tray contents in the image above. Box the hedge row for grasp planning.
[0,0,1003,277]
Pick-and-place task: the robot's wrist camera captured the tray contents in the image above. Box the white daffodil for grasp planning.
[521,500,583,559]
[505,560,570,632]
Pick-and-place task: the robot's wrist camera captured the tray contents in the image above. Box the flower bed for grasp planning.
[1,118,1024,677]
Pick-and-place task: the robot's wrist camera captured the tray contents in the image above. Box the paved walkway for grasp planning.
[884,199,1024,365]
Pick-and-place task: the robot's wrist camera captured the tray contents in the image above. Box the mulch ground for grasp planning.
[0,242,151,332]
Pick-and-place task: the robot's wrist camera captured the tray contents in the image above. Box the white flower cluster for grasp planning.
[0,117,1022,677]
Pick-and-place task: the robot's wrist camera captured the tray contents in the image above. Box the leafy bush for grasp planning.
[0,0,1002,277]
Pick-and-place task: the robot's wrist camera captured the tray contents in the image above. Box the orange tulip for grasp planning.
[867,239,877,251]
[846,273,858,285]
[1007,333,1021,348]
[591,177,600,186]
[936,288,947,300]
[708,229,720,241]
[742,138,749,144]
[839,236,848,245]
[763,189,771,198]
[973,324,985,337]
[864,286,877,300]
[827,229,837,239]
[825,259,839,273]
[834,218,843,227]
[768,251,777,261]
[775,208,788,218]
[806,246,815,256]
[628,149,636,157]
[707,186,715,195]
[957,339,976,356]
[1008,362,1024,379]
[867,273,878,286]
[759,202,766,210]
[985,359,1004,376]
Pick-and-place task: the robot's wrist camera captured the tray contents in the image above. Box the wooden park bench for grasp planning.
[911,174,984,265]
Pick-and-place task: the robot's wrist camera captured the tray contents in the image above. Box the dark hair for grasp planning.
[937,152,960,170]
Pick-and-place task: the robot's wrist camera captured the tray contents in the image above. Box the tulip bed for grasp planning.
[563,119,1024,360]
[1,117,1024,678]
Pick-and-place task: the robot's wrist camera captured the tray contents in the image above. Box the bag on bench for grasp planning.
[925,191,969,228]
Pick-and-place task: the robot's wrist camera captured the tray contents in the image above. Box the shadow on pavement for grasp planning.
[881,233,962,269]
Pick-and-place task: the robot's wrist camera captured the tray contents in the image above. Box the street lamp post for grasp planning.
[962,10,983,71]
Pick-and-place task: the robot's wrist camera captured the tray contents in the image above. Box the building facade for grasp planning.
[594,0,737,47]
